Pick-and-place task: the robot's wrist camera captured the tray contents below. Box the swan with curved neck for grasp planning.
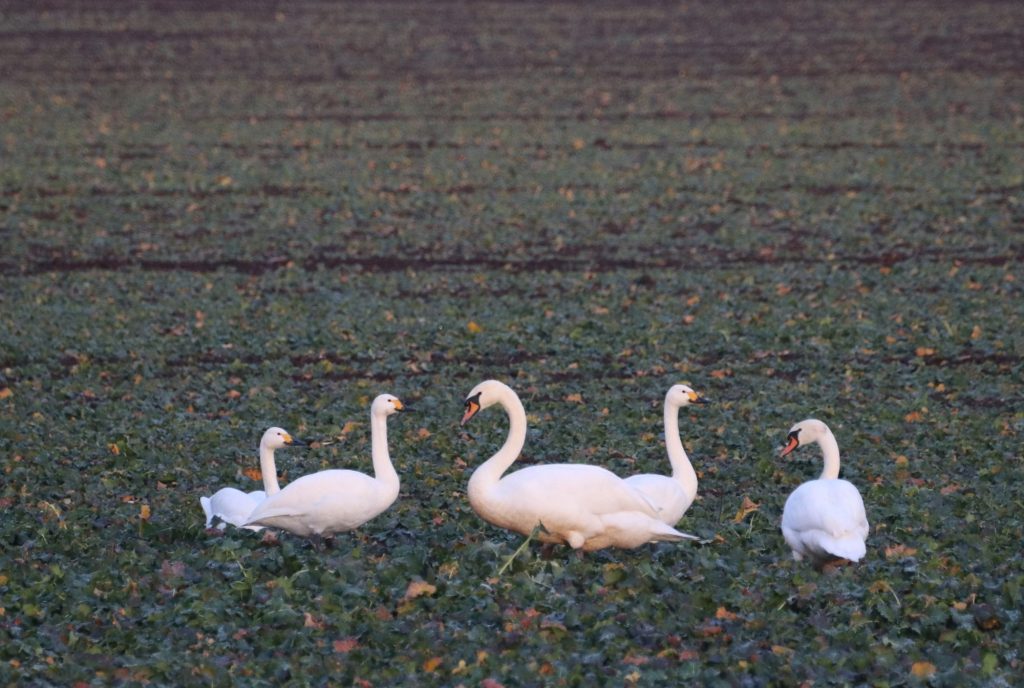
[200,427,306,530]
[625,384,708,525]
[461,380,699,551]
[779,419,869,566]
[244,395,406,536]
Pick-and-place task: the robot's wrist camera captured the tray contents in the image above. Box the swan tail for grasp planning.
[821,534,867,562]
[651,521,701,543]
[199,496,214,527]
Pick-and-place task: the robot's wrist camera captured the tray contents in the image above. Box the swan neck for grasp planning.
[470,388,527,491]
[818,429,841,479]
[370,410,399,489]
[664,400,697,501]
[259,443,281,495]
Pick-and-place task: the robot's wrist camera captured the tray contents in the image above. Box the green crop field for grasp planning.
[1,1,1022,685]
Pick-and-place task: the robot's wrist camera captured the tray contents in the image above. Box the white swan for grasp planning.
[625,384,708,526]
[244,395,406,536]
[780,419,870,566]
[460,380,698,551]
[200,427,305,530]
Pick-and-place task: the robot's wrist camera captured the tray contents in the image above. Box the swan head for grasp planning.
[461,379,511,425]
[666,384,709,408]
[372,394,407,417]
[260,427,306,450]
[780,418,830,457]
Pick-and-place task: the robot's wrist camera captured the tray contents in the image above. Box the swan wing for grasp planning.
[623,474,691,524]
[244,469,395,534]
[495,464,660,516]
[201,487,266,529]
[782,479,869,561]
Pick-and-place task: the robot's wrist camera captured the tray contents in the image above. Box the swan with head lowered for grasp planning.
[244,395,406,537]
[200,427,306,530]
[460,380,699,552]
[779,419,869,567]
[624,384,708,526]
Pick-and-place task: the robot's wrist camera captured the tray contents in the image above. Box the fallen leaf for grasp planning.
[915,346,936,357]
[885,544,918,559]
[564,392,584,403]
[243,467,263,481]
[710,369,731,379]
[303,612,325,629]
[0,388,12,400]
[715,606,739,621]
[466,321,483,334]
[481,680,505,688]
[422,657,442,672]
[402,580,437,601]
[910,661,936,678]
[139,504,151,521]
[732,496,759,523]
[333,637,359,653]
[904,411,924,423]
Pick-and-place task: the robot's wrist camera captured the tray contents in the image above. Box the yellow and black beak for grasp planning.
[461,393,482,426]
[689,391,710,404]
[284,434,308,447]
[393,398,410,412]
[780,431,799,457]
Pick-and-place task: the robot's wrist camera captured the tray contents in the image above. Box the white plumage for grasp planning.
[779,419,869,566]
[460,380,699,551]
[200,427,304,530]
[625,384,707,526]
[244,395,405,537]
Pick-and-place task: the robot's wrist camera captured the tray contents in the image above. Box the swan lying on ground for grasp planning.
[460,380,699,551]
[244,395,406,537]
[200,427,305,530]
[625,384,708,526]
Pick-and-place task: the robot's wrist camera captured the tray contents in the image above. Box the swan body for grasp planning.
[624,384,707,525]
[200,427,305,530]
[244,395,405,536]
[461,380,699,551]
[779,419,869,565]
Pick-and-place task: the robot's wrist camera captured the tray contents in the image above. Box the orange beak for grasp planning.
[780,435,799,457]
[461,400,480,426]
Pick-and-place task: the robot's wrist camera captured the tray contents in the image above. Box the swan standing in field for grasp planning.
[779,419,869,566]
[460,380,699,551]
[625,384,708,526]
[244,395,407,537]
[200,427,306,530]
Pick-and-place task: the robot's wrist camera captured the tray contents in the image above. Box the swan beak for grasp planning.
[691,393,710,404]
[393,399,410,412]
[780,435,799,457]
[461,400,481,426]
[285,435,308,447]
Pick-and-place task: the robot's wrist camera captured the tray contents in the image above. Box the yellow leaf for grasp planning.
[732,496,760,523]
[466,321,482,334]
[243,467,263,482]
[0,387,11,400]
[911,661,936,678]
[139,504,151,521]
[402,580,437,601]
[904,411,924,423]
[564,392,584,403]
[710,369,731,379]
[422,657,442,673]
[572,138,586,150]
[108,443,120,456]
[915,346,936,357]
